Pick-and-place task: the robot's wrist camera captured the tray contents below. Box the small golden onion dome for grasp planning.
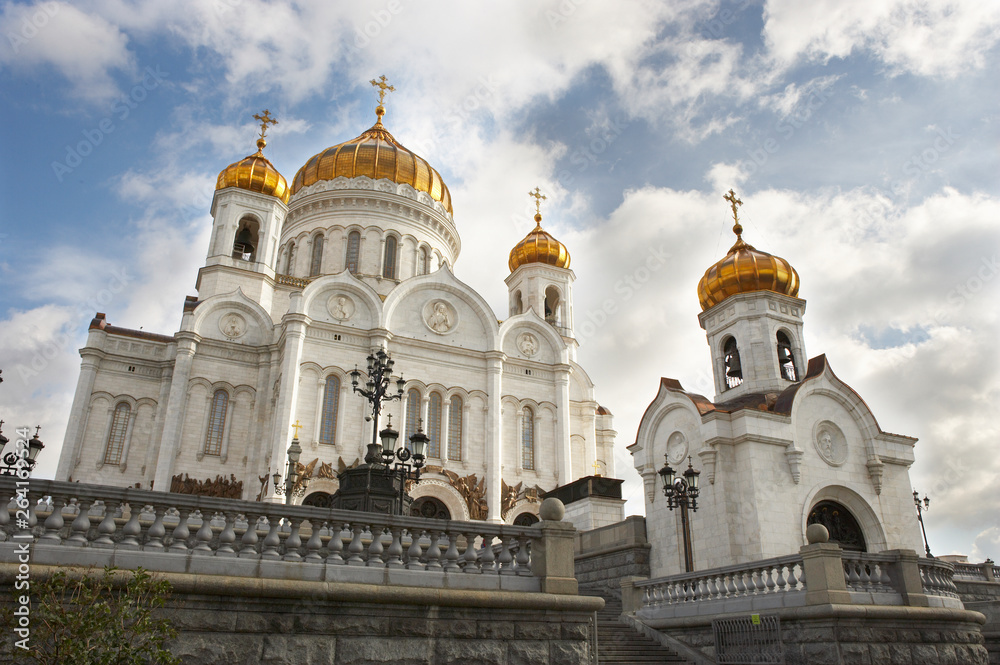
[697,235,800,311]
[290,107,452,213]
[509,213,571,272]
[216,138,290,204]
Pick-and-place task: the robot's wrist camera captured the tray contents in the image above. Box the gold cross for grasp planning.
[252,109,278,141]
[723,188,744,237]
[291,420,303,438]
[592,460,602,477]
[528,187,547,216]
[370,75,395,106]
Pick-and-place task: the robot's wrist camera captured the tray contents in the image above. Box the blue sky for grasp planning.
[1,0,998,560]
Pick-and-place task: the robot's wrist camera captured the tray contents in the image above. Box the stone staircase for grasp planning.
[592,594,691,664]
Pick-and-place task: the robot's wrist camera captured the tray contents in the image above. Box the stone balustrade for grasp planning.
[953,560,998,581]
[625,543,965,620]
[0,478,577,595]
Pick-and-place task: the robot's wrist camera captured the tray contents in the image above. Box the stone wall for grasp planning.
[639,605,989,665]
[0,565,601,665]
[574,516,650,599]
[957,579,1000,665]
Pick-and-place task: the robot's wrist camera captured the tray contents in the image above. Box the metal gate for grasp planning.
[712,613,784,664]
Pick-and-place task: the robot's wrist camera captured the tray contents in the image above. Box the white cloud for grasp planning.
[0,1,133,103]
[971,526,999,563]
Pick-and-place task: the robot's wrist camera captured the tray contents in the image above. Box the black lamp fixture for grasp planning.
[0,423,44,476]
[659,454,701,572]
[351,347,406,465]
[272,422,308,503]
[913,490,932,558]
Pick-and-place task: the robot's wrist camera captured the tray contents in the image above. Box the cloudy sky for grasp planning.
[1,0,997,559]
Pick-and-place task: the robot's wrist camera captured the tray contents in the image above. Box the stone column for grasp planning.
[56,351,101,480]
[485,352,503,522]
[152,337,197,490]
[267,309,308,501]
[554,366,572,486]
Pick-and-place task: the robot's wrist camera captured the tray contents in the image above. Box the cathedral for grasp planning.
[630,191,925,577]
[54,78,618,525]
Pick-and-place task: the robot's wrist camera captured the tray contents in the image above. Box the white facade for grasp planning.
[56,126,617,524]
[631,288,924,577]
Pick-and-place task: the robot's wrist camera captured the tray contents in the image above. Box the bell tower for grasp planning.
[505,188,576,347]
[696,190,806,401]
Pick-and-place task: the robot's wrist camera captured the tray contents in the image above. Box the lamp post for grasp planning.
[272,423,307,504]
[351,347,406,465]
[0,423,45,476]
[377,415,428,514]
[659,455,700,573]
[913,490,932,558]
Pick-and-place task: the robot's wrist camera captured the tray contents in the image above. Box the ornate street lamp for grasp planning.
[272,423,308,504]
[913,490,932,558]
[0,423,44,476]
[351,347,406,465]
[378,415,428,513]
[659,455,701,572]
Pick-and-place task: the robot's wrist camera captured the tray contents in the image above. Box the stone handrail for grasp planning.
[0,479,576,594]
[952,561,998,582]
[918,558,960,598]
[841,551,898,597]
[634,554,806,609]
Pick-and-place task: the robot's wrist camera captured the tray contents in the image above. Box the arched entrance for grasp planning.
[410,496,450,520]
[302,491,332,508]
[808,500,867,551]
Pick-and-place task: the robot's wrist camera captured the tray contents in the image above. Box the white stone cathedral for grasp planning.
[630,191,925,577]
[55,89,617,524]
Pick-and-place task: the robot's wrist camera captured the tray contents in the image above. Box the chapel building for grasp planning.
[630,191,925,576]
[55,86,618,524]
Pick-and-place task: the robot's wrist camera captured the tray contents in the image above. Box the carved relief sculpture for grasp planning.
[517,332,538,357]
[425,300,455,334]
[171,473,244,499]
[327,294,355,321]
[219,313,247,339]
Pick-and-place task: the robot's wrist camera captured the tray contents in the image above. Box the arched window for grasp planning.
[204,389,228,456]
[309,234,324,276]
[103,402,130,465]
[232,218,258,261]
[411,496,450,519]
[544,286,560,325]
[808,501,867,552]
[345,231,361,274]
[319,375,340,444]
[511,290,523,316]
[448,395,463,461]
[285,241,296,275]
[723,337,743,390]
[522,406,535,470]
[426,392,442,458]
[777,331,797,381]
[419,246,430,275]
[405,388,421,446]
[383,235,397,279]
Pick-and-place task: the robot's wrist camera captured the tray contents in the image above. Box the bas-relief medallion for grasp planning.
[219,313,247,339]
[666,431,688,465]
[517,332,538,357]
[424,299,456,334]
[327,294,355,321]
[814,421,848,467]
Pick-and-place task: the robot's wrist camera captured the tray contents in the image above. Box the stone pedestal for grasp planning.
[331,464,412,515]
[544,475,625,533]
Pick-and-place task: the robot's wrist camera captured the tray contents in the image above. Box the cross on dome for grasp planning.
[253,109,278,140]
[723,188,744,238]
[528,187,547,222]
[370,75,395,121]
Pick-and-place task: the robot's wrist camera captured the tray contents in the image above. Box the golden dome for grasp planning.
[509,213,571,272]
[216,137,290,204]
[289,108,452,213]
[697,190,799,311]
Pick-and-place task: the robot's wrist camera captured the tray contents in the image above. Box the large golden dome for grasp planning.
[290,108,452,213]
[216,138,290,204]
[697,190,799,310]
[509,213,571,272]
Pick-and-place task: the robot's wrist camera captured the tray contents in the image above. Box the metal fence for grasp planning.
[712,613,784,664]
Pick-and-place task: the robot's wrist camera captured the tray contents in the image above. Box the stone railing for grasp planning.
[952,560,998,581]
[625,531,965,620]
[0,479,578,595]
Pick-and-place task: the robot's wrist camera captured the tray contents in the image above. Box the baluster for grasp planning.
[514,534,529,575]
[367,527,385,567]
[305,520,324,563]
[846,561,861,589]
[260,517,282,560]
[786,562,800,590]
[27,497,40,532]
[216,512,237,556]
[762,565,776,593]
[346,523,366,565]
[384,525,404,568]
[119,503,143,550]
[66,499,93,546]
[442,530,461,573]
[168,508,192,552]
[425,529,443,570]
[713,574,725,600]
[283,518,304,561]
[497,534,514,575]
[93,500,120,548]
[40,495,67,544]
[405,529,425,570]
[326,522,346,565]
[859,561,872,588]
[733,570,747,597]
[144,505,167,550]
[774,564,789,593]
[462,531,480,573]
[239,514,261,558]
[192,511,215,554]
[724,572,737,597]
[479,532,496,574]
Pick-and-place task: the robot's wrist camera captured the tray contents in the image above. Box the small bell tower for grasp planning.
[697,190,806,401]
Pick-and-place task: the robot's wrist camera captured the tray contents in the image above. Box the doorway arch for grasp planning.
[808,500,867,551]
